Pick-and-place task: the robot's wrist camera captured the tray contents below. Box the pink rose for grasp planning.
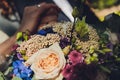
[68,50,84,65]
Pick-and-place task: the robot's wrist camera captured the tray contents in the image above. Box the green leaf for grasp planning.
[96,50,105,54]
[115,58,120,61]
[89,46,95,54]
[92,53,98,57]
[0,72,5,80]
[75,17,89,38]
[16,32,23,40]
[102,48,112,53]
[75,45,82,50]
[85,57,91,64]
[71,37,76,44]
[12,77,22,80]
[17,40,23,45]
[20,50,26,55]
[4,67,13,76]
[0,77,4,80]
[96,48,111,54]
[72,7,79,18]
[23,35,28,41]
[100,65,111,73]
[62,46,71,56]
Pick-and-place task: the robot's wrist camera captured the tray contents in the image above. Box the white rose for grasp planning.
[25,42,66,79]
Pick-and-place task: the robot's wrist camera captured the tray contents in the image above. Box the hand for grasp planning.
[0,2,60,69]
[19,2,60,33]
[38,6,60,30]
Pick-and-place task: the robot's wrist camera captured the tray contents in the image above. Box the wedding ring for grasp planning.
[37,4,41,8]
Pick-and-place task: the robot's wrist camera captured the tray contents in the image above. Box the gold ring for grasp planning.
[37,4,41,8]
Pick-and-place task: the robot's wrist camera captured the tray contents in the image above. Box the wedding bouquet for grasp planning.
[1,16,119,80]
[0,8,120,79]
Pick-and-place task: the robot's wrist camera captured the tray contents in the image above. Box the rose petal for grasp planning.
[25,42,66,79]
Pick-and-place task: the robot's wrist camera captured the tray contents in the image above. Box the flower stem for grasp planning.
[70,17,76,49]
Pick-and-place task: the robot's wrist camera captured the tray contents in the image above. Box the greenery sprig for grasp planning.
[71,6,89,43]
[75,17,89,38]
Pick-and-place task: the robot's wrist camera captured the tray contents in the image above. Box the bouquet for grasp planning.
[0,9,120,80]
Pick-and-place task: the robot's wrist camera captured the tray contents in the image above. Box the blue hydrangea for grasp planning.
[12,60,33,80]
[37,29,47,36]
[37,27,55,36]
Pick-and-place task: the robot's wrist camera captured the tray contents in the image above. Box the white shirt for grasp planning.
[53,0,74,22]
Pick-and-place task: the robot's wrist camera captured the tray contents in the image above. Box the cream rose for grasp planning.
[25,42,66,79]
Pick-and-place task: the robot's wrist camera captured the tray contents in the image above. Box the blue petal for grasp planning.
[15,60,25,70]
[13,61,18,68]
[20,71,28,78]
[24,68,32,74]
[20,68,32,78]
[37,30,47,35]
[24,77,32,80]
[13,60,26,70]
[16,60,23,65]
[19,64,26,70]
[13,68,19,74]
[45,27,54,33]
[13,60,23,68]
[16,73,21,77]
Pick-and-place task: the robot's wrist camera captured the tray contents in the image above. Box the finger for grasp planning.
[37,15,58,31]
[47,4,61,12]
[39,3,61,12]
[45,7,59,16]
[40,15,58,24]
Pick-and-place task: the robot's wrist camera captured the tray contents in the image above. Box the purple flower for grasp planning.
[62,63,97,80]
[62,64,73,79]
[107,42,113,55]
[68,50,84,65]
[62,63,80,80]
[17,53,23,60]
[12,60,33,79]
[60,38,70,49]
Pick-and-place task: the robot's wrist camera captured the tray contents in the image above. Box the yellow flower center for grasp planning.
[37,53,59,73]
